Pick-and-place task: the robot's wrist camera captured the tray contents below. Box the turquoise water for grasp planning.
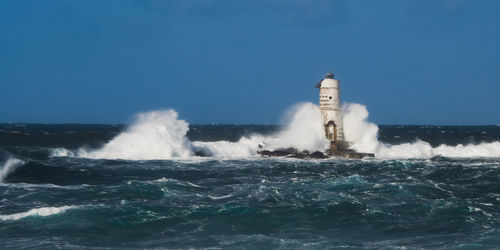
[1,125,500,249]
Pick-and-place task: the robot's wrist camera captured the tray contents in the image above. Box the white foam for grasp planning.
[0,158,25,183]
[79,109,192,160]
[342,103,500,159]
[208,194,233,200]
[77,103,328,160]
[193,139,260,158]
[0,205,77,221]
[51,148,75,157]
[194,102,329,157]
[63,102,500,160]
[342,103,380,153]
[263,102,329,152]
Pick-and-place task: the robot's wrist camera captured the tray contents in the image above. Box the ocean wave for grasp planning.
[343,103,500,159]
[0,157,25,183]
[193,103,329,158]
[0,205,78,221]
[78,109,193,160]
[155,177,203,188]
[56,103,328,161]
[50,148,75,157]
[48,103,500,160]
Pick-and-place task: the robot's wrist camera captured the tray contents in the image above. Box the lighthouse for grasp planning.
[315,72,348,151]
[258,72,374,159]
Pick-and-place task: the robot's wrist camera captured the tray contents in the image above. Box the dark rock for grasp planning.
[310,151,328,159]
[193,150,208,157]
[257,148,328,159]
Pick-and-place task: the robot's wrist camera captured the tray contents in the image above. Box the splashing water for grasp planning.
[79,110,192,160]
[342,103,380,153]
[76,103,328,160]
[342,103,500,158]
[264,102,329,151]
[62,102,500,160]
[0,157,25,183]
[193,102,329,158]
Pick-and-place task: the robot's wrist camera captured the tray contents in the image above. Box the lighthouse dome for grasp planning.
[320,78,339,88]
[315,72,340,88]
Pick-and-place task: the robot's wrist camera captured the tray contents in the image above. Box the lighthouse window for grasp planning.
[329,96,332,100]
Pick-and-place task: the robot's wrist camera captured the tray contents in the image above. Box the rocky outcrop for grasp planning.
[257,148,328,159]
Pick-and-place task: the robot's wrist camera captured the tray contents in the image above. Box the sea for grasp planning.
[1,103,500,249]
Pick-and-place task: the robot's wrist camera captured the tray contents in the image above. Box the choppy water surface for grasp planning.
[1,124,500,249]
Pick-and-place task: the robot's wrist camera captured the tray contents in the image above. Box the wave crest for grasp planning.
[343,103,500,159]
[0,205,78,221]
[79,109,192,160]
[51,103,500,160]
[0,157,25,183]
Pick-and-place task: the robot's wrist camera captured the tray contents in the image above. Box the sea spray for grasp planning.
[342,103,380,153]
[192,136,261,158]
[80,103,328,160]
[268,102,329,151]
[0,157,25,183]
[193,102,329,157]
[80,109,192,160]
[66,103,500,160]
[341,103,500,158]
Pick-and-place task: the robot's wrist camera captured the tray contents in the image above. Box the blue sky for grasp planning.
[1,0,499,125]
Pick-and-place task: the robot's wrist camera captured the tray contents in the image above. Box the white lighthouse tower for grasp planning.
[315,72,347,151]
[257,71,374,158]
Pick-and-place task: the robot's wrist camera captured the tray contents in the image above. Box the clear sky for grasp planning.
[1,0,499,125]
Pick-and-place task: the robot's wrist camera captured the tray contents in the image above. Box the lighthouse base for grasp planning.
[257,141,374,159]
[326,141,375,159]
[325,149,375,159]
